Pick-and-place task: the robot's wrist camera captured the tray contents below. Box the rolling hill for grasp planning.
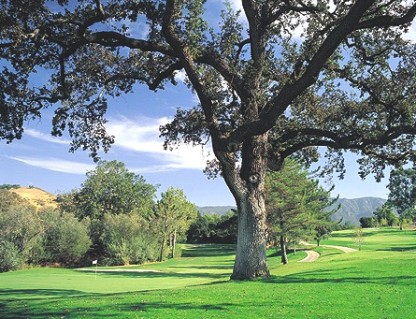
[9,187,58,210]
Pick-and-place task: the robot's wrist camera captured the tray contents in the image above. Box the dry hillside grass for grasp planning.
[10,187,58,210]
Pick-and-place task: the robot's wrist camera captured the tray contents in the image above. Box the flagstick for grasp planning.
[95,262,97,280]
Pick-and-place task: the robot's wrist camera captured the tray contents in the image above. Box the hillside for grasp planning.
[330,197,386,225]
[199,197,386,225]
[10,187,58,210]
[198,206,235,215]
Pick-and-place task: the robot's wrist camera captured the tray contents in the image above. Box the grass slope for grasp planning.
[0,229,415,319]
[10,187,57,210]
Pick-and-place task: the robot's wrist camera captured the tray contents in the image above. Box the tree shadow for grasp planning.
[0,299,115,319]
[181,244,236,257]
[77,269,230,279]
[0,288,94,300]
[376,246,416,252]
[266,269,416,286]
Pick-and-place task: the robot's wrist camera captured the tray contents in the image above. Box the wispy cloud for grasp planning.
[25,129,70,145]
[10,157,95,174]
[106,115,213,172]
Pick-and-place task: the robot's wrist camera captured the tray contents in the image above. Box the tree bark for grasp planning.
[280,235,288,265]
[170,230,177,259]
[230,193,270,279]
[227,134,270,280]
[158,237,165,262]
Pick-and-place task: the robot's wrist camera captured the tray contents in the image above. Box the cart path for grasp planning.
[297,242,358,263]
[298,250,320,263]
[318,244,358,253]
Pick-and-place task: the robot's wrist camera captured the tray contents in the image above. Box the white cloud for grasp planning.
[25,129,70,145]
[10,157,95,174]
[403,20,416,42]
[106,115,214,172]
[174,70,187,83]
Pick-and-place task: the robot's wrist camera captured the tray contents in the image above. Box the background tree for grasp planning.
[101,213,159,265]
[387,166,416,230]
[187,210,238,244]
[38,209,91,265]
[372,203,398,227]
[58,160,157,256]
[2,1,416,279]
[265,159,335,264]
[154,187,197,261]
[0,190,42,271]
[359,216,376,228]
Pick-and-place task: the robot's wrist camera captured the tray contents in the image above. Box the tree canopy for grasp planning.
[2,0,416,279]
[58,160,157,219]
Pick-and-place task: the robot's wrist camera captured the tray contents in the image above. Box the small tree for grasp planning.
[354,227,364,251]
[266,159,335,264]
[154,187,197,261]
[387,166,416,230]
[373,203,398,227]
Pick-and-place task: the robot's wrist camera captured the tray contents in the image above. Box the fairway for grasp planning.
[1,229,415,318]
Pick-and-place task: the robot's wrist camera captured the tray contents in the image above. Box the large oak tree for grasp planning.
[1,1,416,279]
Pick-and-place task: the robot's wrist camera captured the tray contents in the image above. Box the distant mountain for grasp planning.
[330,197,386,225]
[198,197,386,225]
[198,206,236,215]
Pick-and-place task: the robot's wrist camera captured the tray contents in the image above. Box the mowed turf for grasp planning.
[0,229,415,319]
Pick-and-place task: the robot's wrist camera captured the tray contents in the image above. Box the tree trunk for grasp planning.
[170,230,177,259]
[158,237,165,262]
[231,194,270,279]
[216,134,271,280]
[280,235,288,265]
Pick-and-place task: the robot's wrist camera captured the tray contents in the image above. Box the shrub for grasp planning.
[0,240,21,272]
[101,213,159,265]
[39,209,91,265]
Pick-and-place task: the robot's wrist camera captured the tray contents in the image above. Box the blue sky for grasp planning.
[2,1,415,206]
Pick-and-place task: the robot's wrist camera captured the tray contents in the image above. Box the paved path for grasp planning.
[318,244,357,253]
[297,242,358,263]
[298,250,320,263]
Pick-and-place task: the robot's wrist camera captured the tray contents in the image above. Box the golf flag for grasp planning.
[92,260,98,265]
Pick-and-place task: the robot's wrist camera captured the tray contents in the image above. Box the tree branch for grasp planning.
[226,0,378,147]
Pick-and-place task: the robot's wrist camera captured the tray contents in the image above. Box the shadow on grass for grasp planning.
[0,288,94,300]
[0,297,236,319]
[0,300,114,319]
[266,269,416,286]
[181,244,236,257]
[376,246,416,252]
[77,269,230,279]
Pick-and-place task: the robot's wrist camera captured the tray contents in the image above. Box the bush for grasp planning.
[39,209,91,265]
[359,217,377,228]
[101,213,159,265]
[0,240,21,272]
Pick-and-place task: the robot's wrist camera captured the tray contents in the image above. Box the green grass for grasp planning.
[1,229,415,318]
[321,227,416,251]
